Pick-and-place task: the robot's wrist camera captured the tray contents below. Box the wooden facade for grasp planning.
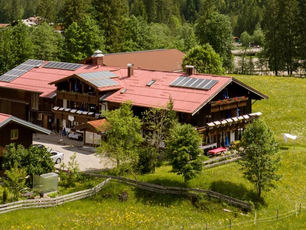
[0,87,55,130]
[0,114,51,169]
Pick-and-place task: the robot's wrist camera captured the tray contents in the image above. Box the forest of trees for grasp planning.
[0,0,305,76]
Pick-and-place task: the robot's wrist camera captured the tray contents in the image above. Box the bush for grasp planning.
[2,187,8,203]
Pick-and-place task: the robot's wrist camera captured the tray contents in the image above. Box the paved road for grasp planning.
[33,133,112,172]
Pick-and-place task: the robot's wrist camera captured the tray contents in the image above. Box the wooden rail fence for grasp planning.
[203,154,241,168]
[0,178,111,215]
[84,173,253,211]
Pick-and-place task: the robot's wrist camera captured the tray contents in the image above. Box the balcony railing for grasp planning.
[57,91,98,104]
[210,97,248,112]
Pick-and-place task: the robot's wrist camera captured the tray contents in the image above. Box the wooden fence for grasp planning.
[0,178,111,215]
[203,154,241,168]
[84,173,253,211]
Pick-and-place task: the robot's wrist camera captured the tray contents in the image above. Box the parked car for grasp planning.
[31,144,45,149]
[49,150,64,164]
[68,132,83,141]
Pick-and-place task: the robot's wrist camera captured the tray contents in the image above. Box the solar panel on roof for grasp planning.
[184,78,198,87]
[176,78,190,87]
[203,80,218,90]
[0,59,44,83]
[169,76,219,91]
[169,76,185,86]
[195,79,210,89]
[22,59,44,67]
[78,71,117,80]
[43,61,82,71]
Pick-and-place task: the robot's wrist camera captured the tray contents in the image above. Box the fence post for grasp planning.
[229,219,232,229]
[254,211,256,224]
[300,203,302,214]
[206,222,208,230]
[277,209,279,220]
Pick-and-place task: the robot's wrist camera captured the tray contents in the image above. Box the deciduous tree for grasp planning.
[182,44,224,74]
[96,101,143,171]
[140,97,177,173]
[64,16,104,63]
[238,119,281,199]
[165,123,203,183]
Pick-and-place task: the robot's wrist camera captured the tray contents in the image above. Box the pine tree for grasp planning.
[92,0,127,53]
[62,0,89,28]
[32,22,64,61]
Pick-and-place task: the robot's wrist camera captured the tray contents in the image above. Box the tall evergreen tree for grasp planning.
[264,0,299,75]
[196,12,233,71]
[92,0,127,53]
[235,0,263,36]
[297,0,306,73]
[36,0,57,22]
[130,0,147,21]
[32,22,64,61]
[62,0,89,28]
[12,23,34,64]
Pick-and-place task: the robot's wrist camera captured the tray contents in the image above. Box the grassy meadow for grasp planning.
[1,75,306,229]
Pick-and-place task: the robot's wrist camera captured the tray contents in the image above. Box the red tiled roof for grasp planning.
[0,62,119,98]
[88,119,108,132]
[103,49,185,72]
[107,69,231,114]
[0,113,11,124]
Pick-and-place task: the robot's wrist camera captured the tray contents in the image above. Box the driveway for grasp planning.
[33,133,112,172]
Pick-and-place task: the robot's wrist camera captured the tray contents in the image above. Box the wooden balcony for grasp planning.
[57,91,98,104]
[210,97,248,112]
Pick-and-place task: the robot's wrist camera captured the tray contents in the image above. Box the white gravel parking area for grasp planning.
[33,133,112,172]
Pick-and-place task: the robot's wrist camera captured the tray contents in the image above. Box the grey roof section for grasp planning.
[0,59,44,83]
[77,71,119,88]
[43,61,83,71]
[77,71,117,80]
[0,115,51,135]
[90,78,119,88]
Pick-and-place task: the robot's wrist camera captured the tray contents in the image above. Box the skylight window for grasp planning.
[120,89,127,94]
[146,80,156,86]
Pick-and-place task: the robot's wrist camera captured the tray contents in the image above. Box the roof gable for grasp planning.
[0,113,51,135]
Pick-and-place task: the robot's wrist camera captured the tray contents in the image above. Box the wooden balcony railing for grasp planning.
[211,97,248,112]
[57,91,98,104]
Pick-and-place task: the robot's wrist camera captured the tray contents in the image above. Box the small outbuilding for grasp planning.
[76,119,107,146]
[0,113,51,168]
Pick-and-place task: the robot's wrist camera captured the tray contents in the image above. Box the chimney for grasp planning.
[127,63,134,77]
[185,65,195,75]
[91,50,104,65]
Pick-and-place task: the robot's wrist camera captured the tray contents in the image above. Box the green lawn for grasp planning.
[1,75,306,229]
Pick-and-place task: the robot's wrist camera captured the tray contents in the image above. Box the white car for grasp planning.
[50,150,64,164]
[68,132,83,141]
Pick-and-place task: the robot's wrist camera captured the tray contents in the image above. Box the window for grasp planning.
[10,129,18,140]
[31,93,39,110]
[146,80,156,86]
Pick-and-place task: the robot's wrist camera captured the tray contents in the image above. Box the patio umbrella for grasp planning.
[225,136,229,147]
[74,82,78,92]
[236,107,239,117]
